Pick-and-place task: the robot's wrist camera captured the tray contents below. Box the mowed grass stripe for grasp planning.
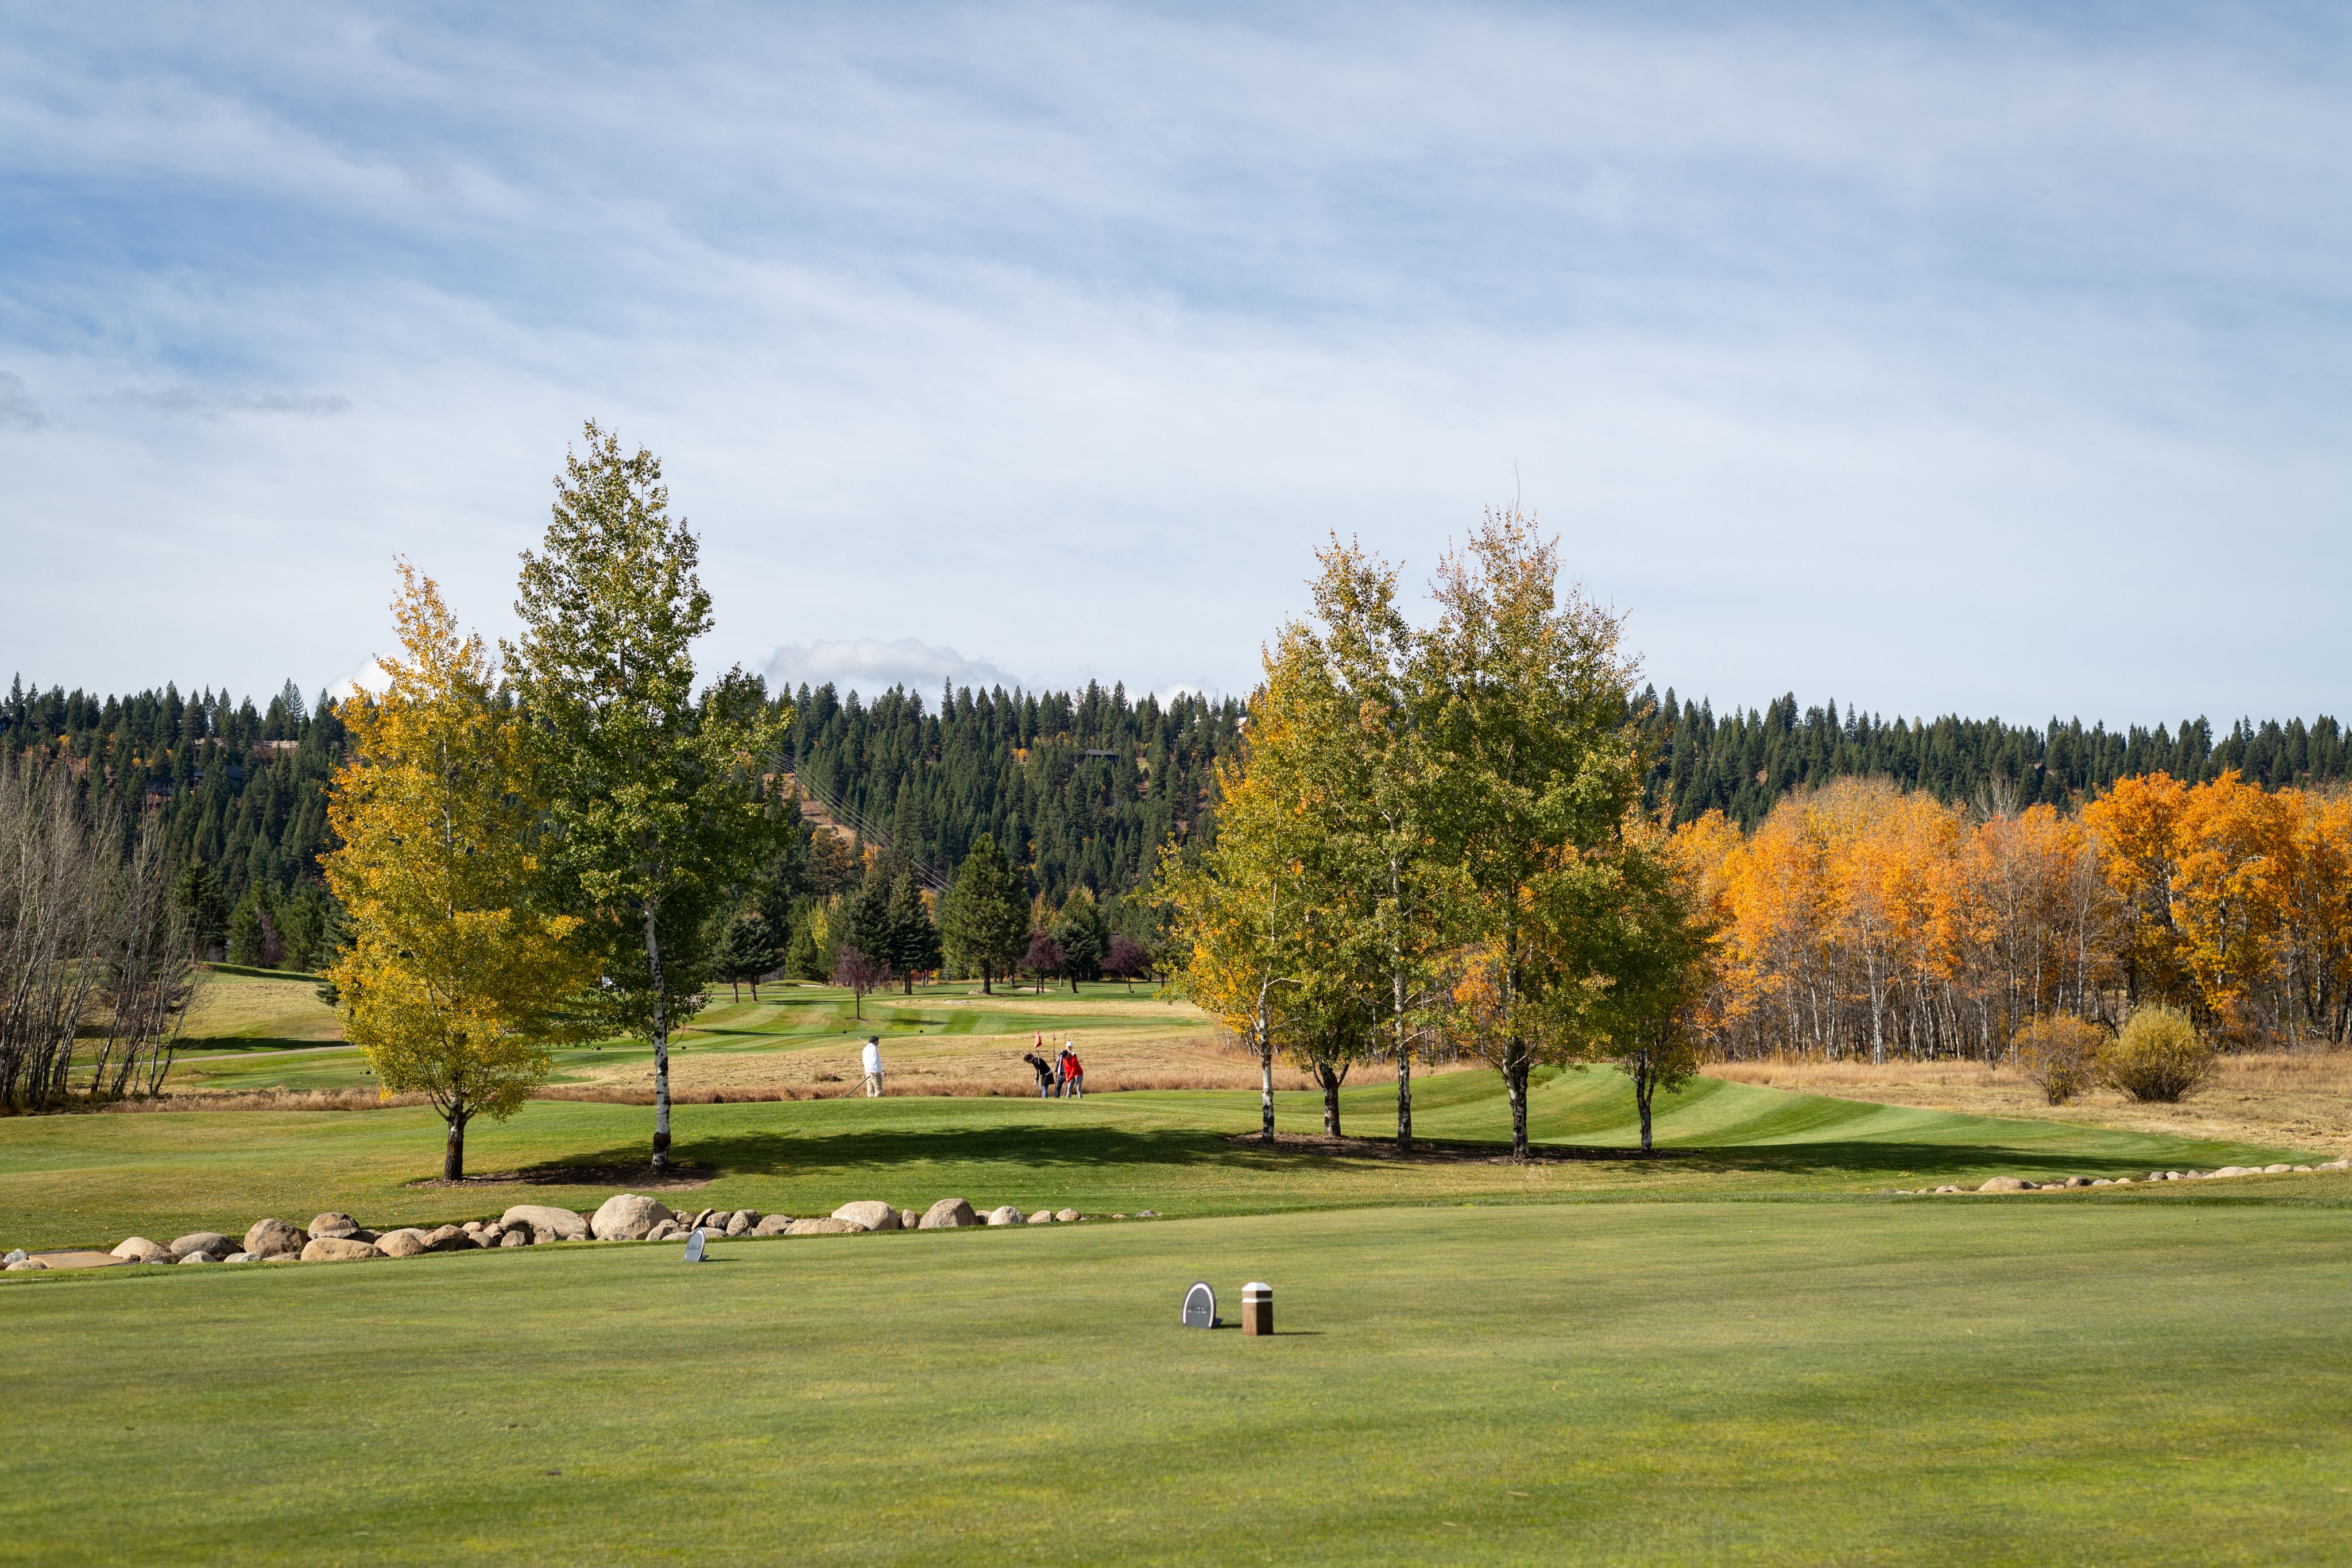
[3,1202,2348,1565]
[0,1070,2322,1252]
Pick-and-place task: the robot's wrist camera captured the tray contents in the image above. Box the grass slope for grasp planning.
[0,1067,2321,1253]
[5,1201,2350,1565]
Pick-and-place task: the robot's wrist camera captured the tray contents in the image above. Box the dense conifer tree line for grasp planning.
[781,677,1245,904]
[6,667,2342,947]
[1638,690,2349,827]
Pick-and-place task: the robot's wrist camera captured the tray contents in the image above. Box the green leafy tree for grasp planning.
[1419,511,1645,1159]
[783,909,825,981]
[173,858,224,962]
[505,422,791,1170]
[225,885,273,967]
[887,874,942,992]
[1050,887,1109,991]
[940,833,1027,992]
[709,907,777,1002]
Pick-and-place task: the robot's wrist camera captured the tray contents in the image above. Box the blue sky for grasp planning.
[2,4,2345,723]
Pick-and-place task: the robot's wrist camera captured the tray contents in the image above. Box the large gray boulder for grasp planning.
[1976,1177,2033,1193]
[918,1199,977,1230]
[301,1236,381,1262]
[1055,1208,1080,1222]
[591,1194,674,1241]
[309,1213,360,1239]
[500,1205,589,1242]
[1026,1208,1055,1224]
[984,1206,1024,1226]
[170,1232,233,1259]
[421,1225,473,1252]
[788,1217,857,1236]
[751,1214,794,1236]
[242,1218,308,1259]
[831,1201,899,1233]
[375,1229,430,1259]
[113,1237,173,1263]
[725,1210,757,1237]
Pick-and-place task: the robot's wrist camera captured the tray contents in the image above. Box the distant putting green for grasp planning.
[0,1065,2325,1253]
[5,1199,2351,1565]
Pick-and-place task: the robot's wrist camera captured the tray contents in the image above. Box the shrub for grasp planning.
[2100,1004,2216,1103]
[2009,1016,2105,1105]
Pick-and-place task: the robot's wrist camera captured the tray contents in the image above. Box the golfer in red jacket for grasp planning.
[1062,1043,1084,1099]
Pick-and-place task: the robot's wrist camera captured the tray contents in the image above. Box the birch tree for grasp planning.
[324,565,597,1179]
[506,423,791,1169]
[1418,512,1643,1159]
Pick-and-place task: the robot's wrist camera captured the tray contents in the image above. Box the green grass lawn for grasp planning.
[1,1066,2324,1252]
[5,1200,2350,1565]
[156,977,1189,1093]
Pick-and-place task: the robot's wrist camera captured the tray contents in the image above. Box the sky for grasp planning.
[2,3,2346,726]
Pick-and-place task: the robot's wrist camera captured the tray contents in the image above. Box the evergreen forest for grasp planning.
[5,669,2345,948]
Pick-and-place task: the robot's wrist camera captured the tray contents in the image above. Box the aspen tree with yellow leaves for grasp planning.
[323,566,597,1181]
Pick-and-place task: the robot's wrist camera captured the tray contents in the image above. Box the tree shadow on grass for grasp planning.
[505,1122,2185,1187]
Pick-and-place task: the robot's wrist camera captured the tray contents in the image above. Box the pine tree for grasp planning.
[939,832,1027,992]
[887,874,942,993]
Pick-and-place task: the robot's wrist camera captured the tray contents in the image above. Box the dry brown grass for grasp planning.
[94,1087,430,1113]
[1707,1051,2352,1156]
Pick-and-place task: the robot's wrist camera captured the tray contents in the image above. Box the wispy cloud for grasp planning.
[0,371,46,430]
[108,385,353,420]
[0,6,2346,722]
[763,638,1027,703]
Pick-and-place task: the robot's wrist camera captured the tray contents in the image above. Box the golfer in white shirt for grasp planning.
[860,1037,883,1097]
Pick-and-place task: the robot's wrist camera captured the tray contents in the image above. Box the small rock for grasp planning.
[171,1232,232,1260]
[2318,1158,2349,1170]
[2212,1166,2250,1178]
[645,1219,683,1242]
[309,1213,361,1240]
[2,1248,24,1264]
[375,1229,429,1259]
[684,1209,714,1230]
[726,1211,755,1237]
[1933,1187,1959,1194]
[1055,1208,1080,1222]
[2114,1177,2133,1184]
[499,1229,531,1248]
[7,1257,49,1271]
[177,1251,215,1264]
[242,1218,308,1259]
[984,1206,1024,1226]
[787,1217,857,1236]
[113,1237,172,1263]
[500,1205,589,1242]
[2062,1176,2092,1187]
[2091,1179,2113,1186]
[1977,1177,2032,1193]
[422,1225,473,1252]
[2264,1164,2292,1174]
[222,1252,258,1263]
[591,1194,675,1241]
[751,1214,794,1236]
[2295,1166,2313,1173]
[897,1209,920,1231]
[918,1199,977,1230]
[301,1236,381,1262]
[1026,1209,1055,1224]
[831,1201,900,1233]
[1135,1210,1158,1218]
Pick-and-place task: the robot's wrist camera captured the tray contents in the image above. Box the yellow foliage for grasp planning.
[322,564,597,1164]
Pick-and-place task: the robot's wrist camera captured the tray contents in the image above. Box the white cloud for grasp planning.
[327,660,393,702]
[761,638,1027,703]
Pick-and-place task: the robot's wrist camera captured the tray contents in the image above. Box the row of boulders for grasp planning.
[1895,1156,2350,1195]
[3,1194,1158,1271]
